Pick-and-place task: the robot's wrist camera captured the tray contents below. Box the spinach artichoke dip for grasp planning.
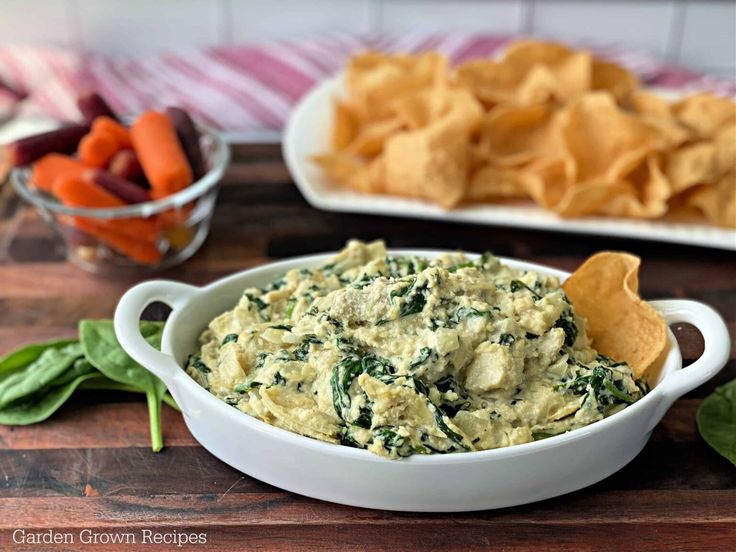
[186,241,646,459]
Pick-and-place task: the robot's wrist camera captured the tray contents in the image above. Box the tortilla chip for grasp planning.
[642,115,693,150]
[599,155,671,219]
[563,252,669,380]
[687,172,736,228]
[714,125,736,176]
[554,180,635,217]
[520,157,574,210]
[332,99,359,150]
[555,51,592,100]
[626,90,672,118]
[478,103,558,166]
[367,154,387,194]
[456,41,582,107]
[391,89,436,129]
[665,142,718,194]
[312,153,374,193]
[501,41,592,103]
[467,164,528,200]
[673,93,736,138]
[501,40,575,73]
[344,117,404,157]
[383,114,469,208]
[562,92,658,182]
[444,88,485,135]
[591,59,639,100]
[455,60,517,106]
[513,65,560,106]
[347,51,448,121]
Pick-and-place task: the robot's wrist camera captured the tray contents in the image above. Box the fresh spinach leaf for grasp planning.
[697,378,736,466]
[0,342,83,409]
[78,375,180,411]
[79,319,168,452]
[0,338,78,378]
[0,370,99,425]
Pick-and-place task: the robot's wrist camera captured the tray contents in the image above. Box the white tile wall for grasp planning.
[531,1,676,56]
[227,0,375,42]
[0,0,732,74]
[0,0,74,47]
[73,0,221,55]
[380,1,526,34]
[679,1,736,75]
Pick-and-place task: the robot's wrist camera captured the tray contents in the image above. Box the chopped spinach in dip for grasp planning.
[187,240,646,459]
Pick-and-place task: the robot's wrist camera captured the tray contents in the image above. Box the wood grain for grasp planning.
[0,146,733,551]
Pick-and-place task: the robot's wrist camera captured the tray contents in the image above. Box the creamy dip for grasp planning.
[187,241,646,459]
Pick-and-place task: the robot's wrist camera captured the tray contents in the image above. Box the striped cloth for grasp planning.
[0,32,734,137]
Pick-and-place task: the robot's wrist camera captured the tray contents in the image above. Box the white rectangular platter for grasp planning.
[284,75,736,251]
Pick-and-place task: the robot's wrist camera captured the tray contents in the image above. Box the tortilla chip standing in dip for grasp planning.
[564,252,670,384]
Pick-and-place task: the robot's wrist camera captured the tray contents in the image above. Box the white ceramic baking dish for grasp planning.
[114,251,730,512]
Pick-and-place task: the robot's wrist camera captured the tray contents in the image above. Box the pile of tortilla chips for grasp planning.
[314,40,736,228]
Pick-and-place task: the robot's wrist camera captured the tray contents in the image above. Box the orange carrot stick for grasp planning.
[130,111,192,199]
[63,216,162,265]
[78,131,119,168]
[53,175,125,209]
[30,153,87,192]
[92,116,131,148]
[52,176,160,242]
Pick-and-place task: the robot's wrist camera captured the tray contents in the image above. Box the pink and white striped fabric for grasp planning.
[0,32,734,138]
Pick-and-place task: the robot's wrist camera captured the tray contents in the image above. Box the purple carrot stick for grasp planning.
[3,124,89,167]
[88,169,151,204]
[165,106,205,180]
[77,91,119,123]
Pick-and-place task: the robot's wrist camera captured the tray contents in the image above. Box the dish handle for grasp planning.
[648,299,730,418]
[114,280,198,386]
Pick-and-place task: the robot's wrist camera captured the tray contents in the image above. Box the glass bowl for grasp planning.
[11,124,230,275]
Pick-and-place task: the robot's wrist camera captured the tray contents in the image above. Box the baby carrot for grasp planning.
[52,175,159,241]
[78,131,119,168]
[31,153,87,192]
[64,216,162,265]
[92,116,131,148]
[131,111,192,199]
[53,175,125,209]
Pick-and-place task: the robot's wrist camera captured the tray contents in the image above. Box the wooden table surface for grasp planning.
[0,144,734,551]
